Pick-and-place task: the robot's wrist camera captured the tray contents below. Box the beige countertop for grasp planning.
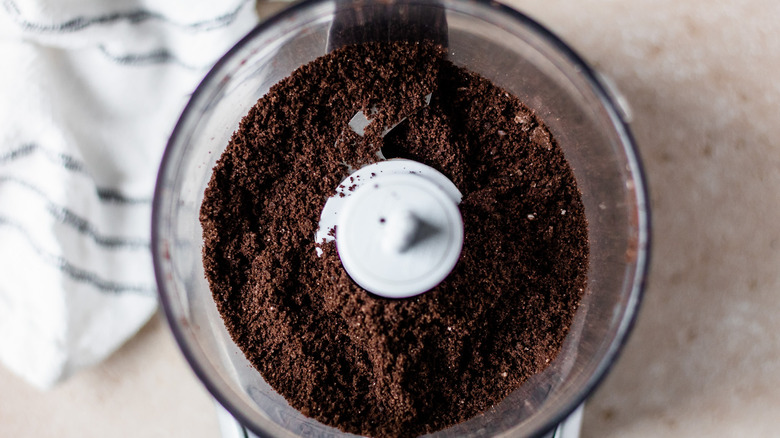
[2,0,779,436]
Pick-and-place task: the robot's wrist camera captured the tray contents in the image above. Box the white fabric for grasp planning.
[0,0,257,389]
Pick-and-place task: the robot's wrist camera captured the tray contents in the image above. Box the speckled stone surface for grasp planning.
[1,1,779,437]
[0,314,219,438]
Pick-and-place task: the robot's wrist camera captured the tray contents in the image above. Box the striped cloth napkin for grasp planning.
[0,0,257,389]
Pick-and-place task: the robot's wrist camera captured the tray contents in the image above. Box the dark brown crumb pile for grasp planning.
[200,41,588,438]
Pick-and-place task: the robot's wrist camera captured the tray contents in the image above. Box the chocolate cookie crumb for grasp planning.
[200,41,588,438]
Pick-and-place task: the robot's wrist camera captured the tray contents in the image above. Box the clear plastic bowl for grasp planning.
[152,0,650,436]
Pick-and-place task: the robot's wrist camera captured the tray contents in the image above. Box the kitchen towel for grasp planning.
[0,0,257,389]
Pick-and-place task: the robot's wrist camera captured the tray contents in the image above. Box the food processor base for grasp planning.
[214,401,584,438]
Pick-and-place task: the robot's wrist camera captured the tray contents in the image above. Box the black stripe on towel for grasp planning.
[97,45,200,70]
[2,0,250,33]
[96,188,152,205]
[0,177,150,250]
[0,144,152,205]
[0,143,83,172]
[0,215,156,296]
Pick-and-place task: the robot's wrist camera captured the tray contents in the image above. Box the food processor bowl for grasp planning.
[152,0,650,436]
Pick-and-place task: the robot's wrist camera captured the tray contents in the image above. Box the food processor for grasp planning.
[152,0,650,436]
